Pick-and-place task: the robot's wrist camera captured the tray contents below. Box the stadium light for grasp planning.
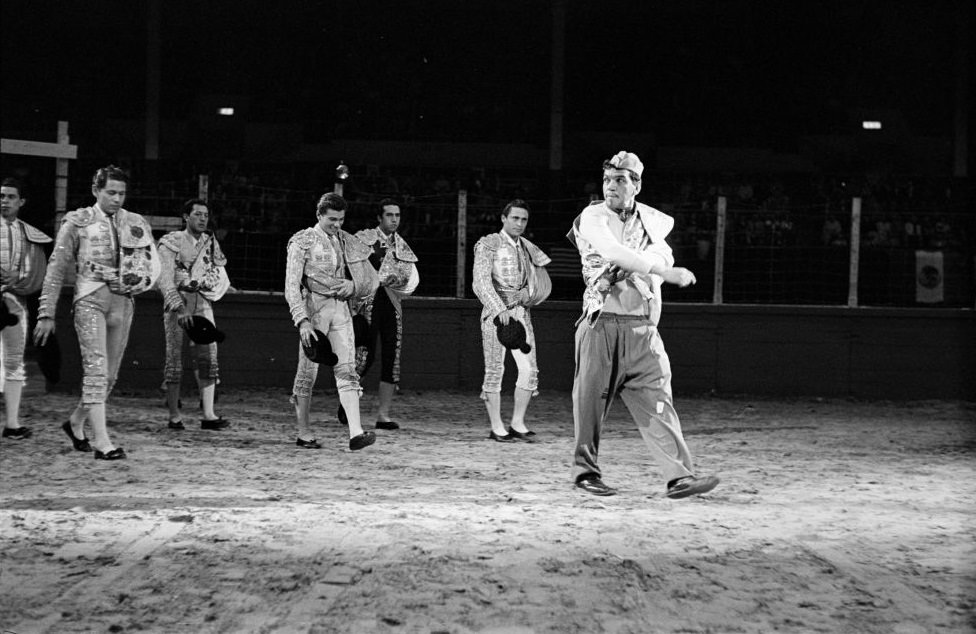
[218,107,235,116]
[862,120,882,130]
[334,160,349,195]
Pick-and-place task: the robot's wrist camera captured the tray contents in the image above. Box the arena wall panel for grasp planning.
[43,293,976,401]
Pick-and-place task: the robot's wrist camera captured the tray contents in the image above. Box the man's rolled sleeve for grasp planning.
[579,210,662,274]
[37,222,79,319]
[472,244,506,320]
[284,242,309,326]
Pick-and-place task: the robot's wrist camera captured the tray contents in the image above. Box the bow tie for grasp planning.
[616,208,635,222]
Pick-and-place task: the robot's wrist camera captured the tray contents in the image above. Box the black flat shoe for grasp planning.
[349,431,376,451]
[575,475,618,496]
[94,447,127,461]
[296,438,322,449]
[167,420,186,430]
[489,430,515,442]
[375,420,399,430]
[201,418,230,430]
[508,428,538,443]
[666,475,720,499]
[3,426,33,440]
[61,421,91,451]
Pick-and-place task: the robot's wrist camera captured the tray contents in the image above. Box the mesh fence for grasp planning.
[47,174,973,307]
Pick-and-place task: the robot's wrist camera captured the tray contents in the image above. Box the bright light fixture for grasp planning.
[862,121,882,130]
[218,107,235,116]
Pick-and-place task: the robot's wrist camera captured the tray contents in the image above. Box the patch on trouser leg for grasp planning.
[81,375,109,404]
[334,363,361,393]
[514,368,539,395]
[292,353,319,398]
[193,345,220,381]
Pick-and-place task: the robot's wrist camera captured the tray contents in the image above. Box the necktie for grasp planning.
[108,214,120,264]
[3,221,12,272]
[330,234,344,273]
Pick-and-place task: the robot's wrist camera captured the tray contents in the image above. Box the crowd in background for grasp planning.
[178,163,968,252]
[8,158,969,261]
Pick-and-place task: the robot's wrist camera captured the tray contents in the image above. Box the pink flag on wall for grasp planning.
[915,250,944,304]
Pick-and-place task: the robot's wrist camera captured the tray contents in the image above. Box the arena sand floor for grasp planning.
[1,386,973,633]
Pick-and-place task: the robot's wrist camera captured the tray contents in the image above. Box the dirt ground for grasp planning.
[1,381,974,634]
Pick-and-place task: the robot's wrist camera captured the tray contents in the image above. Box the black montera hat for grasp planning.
[303,329,339,365]
[185,316,226,345]
[0,301,18,330]
[353,313,370,347]
[37,331,62,385]
[493,316,532,354]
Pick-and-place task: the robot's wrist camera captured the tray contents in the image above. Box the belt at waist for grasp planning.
[600,313,654,323]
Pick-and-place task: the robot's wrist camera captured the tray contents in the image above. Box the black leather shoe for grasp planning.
[201,418,230,430]
[666,475,720,499]
[575,475,618,496]
[94,447,127,461]
[167,420,186,430]
[508,428,538,443]
[489,430,515,442]
[349,431,376,451]
[61,421,91,451]
[375,420,399,430]
[296,438,322,449]
[337,405,348,426]
[2,426,33,440]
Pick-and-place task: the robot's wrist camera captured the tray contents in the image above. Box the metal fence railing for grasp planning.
[46,173,974,307]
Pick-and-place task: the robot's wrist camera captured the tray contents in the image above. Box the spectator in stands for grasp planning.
[284,192,379,451]
[822,214,845,247]
[35,166,160,461]
[567,151,719,499]
[903,214,923,248]
[472,199,552,443]
[354,198,420,430]
[1,177,53,441]
[157,199,231,431]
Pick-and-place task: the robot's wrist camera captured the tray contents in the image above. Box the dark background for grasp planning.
[1,0,973,307]
[1,0,968,149]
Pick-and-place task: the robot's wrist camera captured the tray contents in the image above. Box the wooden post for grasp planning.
[847,197,862,307]
[2,121,77,214]
[548,0,565,174]
[145,0,161,161]
[197,174,209,201]
[456,189,468,299]
[55,121,70,212]
[712,196,726,304]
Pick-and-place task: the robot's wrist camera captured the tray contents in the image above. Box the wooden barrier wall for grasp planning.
[44,293,976,401]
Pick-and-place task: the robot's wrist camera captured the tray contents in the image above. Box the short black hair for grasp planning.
[501,198,530,217]
[378,198,400,211]
[180,198,208,217]
[601,160,641,185]
[1,177,24,198]
[316,192,348,214]
[92,165,129,189]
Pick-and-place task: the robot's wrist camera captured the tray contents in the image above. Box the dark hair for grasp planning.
[501,199,530,217]
[180,198,208,217]
[1,177,24,198]
[602,160,641,185]
[378,198,400,211]
[316,192,348,214]
[92,165,129,189]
